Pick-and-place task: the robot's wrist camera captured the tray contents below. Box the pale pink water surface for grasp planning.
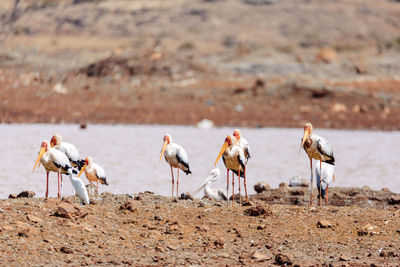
[0,124,399,198]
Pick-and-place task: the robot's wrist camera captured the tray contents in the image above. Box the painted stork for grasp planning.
[78,156,108,195]
[194,168,227,201]
[233,129,250,163]
[50,133,85,170]
[315,160,335,206]
[33,140,75,199]
[214,135,248,204]
[159,134,191,197]
[300,122,335,206]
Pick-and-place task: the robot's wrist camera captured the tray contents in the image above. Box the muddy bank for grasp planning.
[1,0,400,129]
[1,189,399,266]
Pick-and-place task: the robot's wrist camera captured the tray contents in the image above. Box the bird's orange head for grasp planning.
[233,129,241,140]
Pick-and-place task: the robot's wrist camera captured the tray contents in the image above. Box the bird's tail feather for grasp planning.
[99,177,109,185]
[184,169,192,175]
[231,169,245,178]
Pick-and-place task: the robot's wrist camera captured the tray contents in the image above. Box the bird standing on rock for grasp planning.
[215,135,248,204]
[159,134,191,197]
[33,140,75,199]
[300,122,335,206]
[78,156,108,195]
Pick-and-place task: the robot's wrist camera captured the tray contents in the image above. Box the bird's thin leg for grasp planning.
[60,174,63,197]
[244,166,248,202]
[170,165,174,198]
[309,157,313,205]
[232,171,235,206]
[238,169,242,204]
[57,172,61,199]
[45,172,49,199]
[97,180,99,195]
[226,169,229,206]
[176,169,180,197]
[325,186,329,205]
[319,160,322,207]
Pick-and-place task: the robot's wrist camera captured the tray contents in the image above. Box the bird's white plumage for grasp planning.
[40,141,72,174]
[84,157,107,183]
[68,174,90,205]
[195,168,227,200]
[303,133,334,162]
[315,160,334,198]
[163,141,190,172]
[51,134,82,167]
[222,136,246,173]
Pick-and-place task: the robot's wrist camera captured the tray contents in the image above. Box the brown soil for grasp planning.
[1,189,400,266]
[0,0,400,129]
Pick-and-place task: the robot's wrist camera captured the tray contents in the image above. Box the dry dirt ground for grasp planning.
[1,188,400,266]
[0,0,400,129]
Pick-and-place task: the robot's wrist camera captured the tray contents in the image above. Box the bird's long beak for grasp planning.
[159,141,168,162]
[78,164,87,177]
[300,130,310,149]
[33,147,45,172]
[215,142,228,166]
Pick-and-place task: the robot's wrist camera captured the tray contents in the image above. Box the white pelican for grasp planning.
[301,122,335,206]
[78,156,108,194]
[50,133,85,170]
[194,168,227,201]
[33,140,75,199]
[68,173,90,205]
[159,134,192,197]
[214,135,247,204]
[233,129,250,163]
[315,160,335,205]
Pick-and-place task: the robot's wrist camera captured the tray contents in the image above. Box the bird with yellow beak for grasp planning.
[215,135,248,204]
[159,134,191,197]
[300,122,335,206]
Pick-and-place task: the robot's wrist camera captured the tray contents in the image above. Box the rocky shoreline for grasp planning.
[1,187,399,266]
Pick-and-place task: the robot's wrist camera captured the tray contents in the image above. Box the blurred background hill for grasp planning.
[1,0,400,129]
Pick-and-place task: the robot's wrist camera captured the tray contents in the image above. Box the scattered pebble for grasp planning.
[317,220,333,229]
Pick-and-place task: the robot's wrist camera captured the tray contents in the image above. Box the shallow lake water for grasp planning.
[0,124,399,199]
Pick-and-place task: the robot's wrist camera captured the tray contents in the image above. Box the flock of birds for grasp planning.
[32,122,335,207]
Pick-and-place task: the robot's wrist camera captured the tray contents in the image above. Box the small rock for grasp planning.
[254,182,270,193]
[358,224,378,236]
[17,191,35,198]
[331,102,348,113]
[27,214,43,223]
[339,255,351,261]
[275,253,292,265]
[154,216,162,221]
[8,194,17,199]
[252,251,270,261]
[279,182,289,190]
[199,225,210,232]
[2,225,13,231]
[119,201,137,213]
[55,202,88,219]
[244,205,273,217]
[289,176,309,187]
[242,200,253,206]
[388,195,400,205]
[179,192,194,200]
[317,220,333,229]
[60,246,73,254]
[53,83,68,94]
[362,185,371,191]
[315,47,338,64]
[219,252,230,258]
